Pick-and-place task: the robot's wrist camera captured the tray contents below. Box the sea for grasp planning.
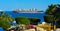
[2,11,46,23]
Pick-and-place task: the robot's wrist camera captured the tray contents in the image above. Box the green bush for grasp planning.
[15,16,30,25]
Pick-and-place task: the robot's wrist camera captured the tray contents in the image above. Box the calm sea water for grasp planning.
[5,11,45,22]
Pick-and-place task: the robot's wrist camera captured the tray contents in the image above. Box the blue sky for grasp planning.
[0,0,60,11]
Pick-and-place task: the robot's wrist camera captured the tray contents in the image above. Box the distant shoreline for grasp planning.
[15,12,44,13]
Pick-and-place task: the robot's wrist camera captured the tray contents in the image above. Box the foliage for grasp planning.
[0,11,14,30]
[0,19,10,30]
[56,19,60,28]
[28,18,40,25]
[15,16,30,25]
[44,4,56,23]
[46,4,57,15]
[7,14,14,22]
[44,4,60,28]
[44,4,60,23]
[44,15,55,23]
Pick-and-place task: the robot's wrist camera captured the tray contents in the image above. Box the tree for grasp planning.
[46,4,60,18]
[7,14,14,22]
[15,16,30,25]
[46,4,57,15]
[44,15,55,23]
[0,17,11,31]
[0,11,14,31]
[44,4,60,28]
[56,18,60,28]
[28,18,40,25]
[0,18,10,31]
[44,4,57,23]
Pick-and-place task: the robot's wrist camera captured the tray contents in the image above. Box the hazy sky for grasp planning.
[0,0,60,11]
